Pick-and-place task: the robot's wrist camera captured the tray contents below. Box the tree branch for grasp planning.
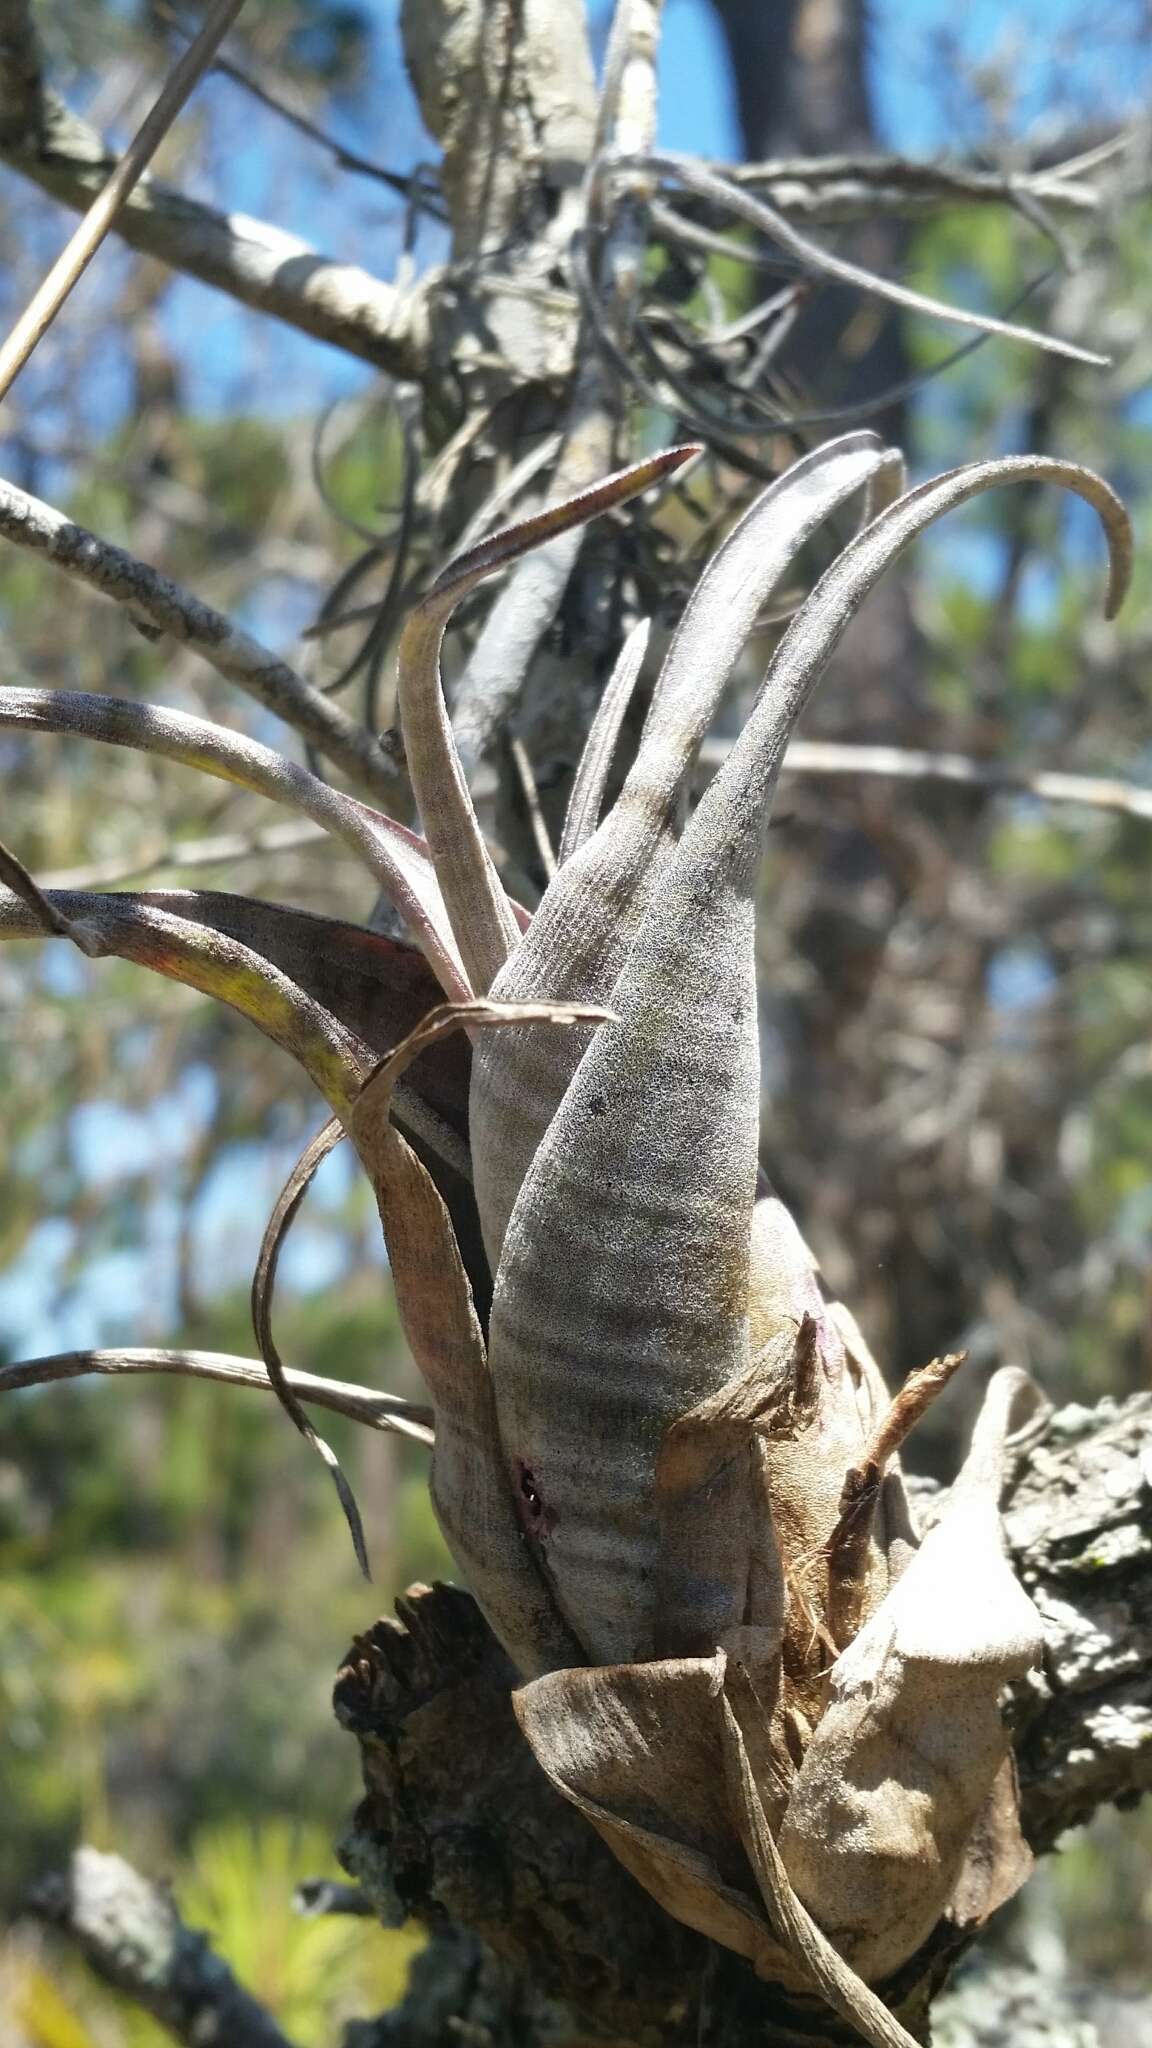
[334,1392,1152,2048]
[726,147,1124,224]
[449,0,662,780]
[0,1345,434,1443]
[36,816,329,891]
[0,473,400,802]
[742,736,1152,824]
[1006,1393,1152,1848]
[0,0,1130,409]
[23,1846,298,2048]
[0,0,425,378]
[0,0,248,405]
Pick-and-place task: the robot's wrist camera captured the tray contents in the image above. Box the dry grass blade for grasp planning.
[397,445,698,996]
[719,1686,921,2048]
[641,153,1109,367]
[0,1347,433,1444]
[250,1118,372,1577]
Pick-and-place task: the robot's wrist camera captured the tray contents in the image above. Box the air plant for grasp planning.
[0,432,1131,2048]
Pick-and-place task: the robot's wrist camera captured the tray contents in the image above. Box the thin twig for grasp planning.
[509,734,558,880]
[156,0,446,215]
[24,1847,299,2048]
[0,0,248,406]
[37,817,329,892]
[631,221,1057,437]
[0,474,399,802]
[0,44,420,376]
[634,152,1109,366]
[0,1346,434,1443]
[721,737,1152,823]
[726,148,1116,222]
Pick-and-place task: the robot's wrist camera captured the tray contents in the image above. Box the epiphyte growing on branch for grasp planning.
[378,431,1129,2046]
[0,432,1132,2048]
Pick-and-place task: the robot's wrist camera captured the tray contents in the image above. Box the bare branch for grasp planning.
[729,736,1152,824]
[726,148,1123,225]
[0,0,248,405]
[157,0,446,214]
[0,1346,434,1443]
[0,4,424,377]
[0,0,1125,402]
[0,473,399,802]
[23,1846,299,2048]
[637,153,1109,367]
[37,817,328,891]
[450,0,666,779]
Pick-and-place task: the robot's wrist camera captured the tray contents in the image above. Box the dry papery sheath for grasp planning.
[0,434,1132,2048]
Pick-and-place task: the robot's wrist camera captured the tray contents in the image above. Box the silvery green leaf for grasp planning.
[482,452,1129,1669]
[471,434,892,1273]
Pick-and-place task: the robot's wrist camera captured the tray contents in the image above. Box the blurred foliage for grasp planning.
[0,0,1150,2039]
[4,1821,421,2048]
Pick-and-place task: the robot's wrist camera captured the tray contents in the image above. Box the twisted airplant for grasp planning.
[0,433,1131,2048]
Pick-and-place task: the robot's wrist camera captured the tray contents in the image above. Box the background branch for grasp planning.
[22,1846,298,2048]
[0,0,248,405]
[448,0,663,791]
[0,474,400,801]
[0,0,425,376]
[716,737,1152,824]
[0,1345,434,1443]
[726,145,1135,222]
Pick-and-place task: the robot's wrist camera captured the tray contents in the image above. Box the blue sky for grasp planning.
[144,0,1149,424]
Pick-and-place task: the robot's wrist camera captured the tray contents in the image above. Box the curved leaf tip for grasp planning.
[422,443,702,607]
